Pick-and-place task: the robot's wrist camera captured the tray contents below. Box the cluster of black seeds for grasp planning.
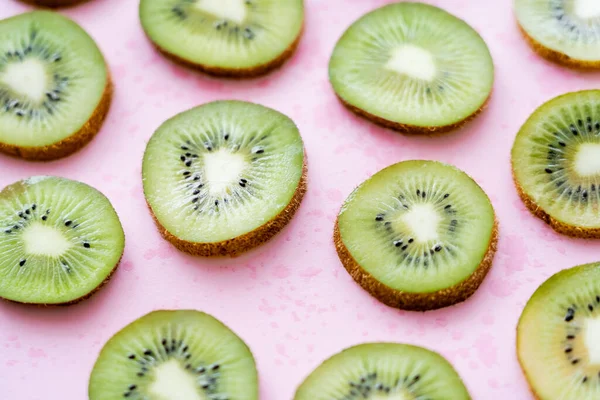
[0,29,69,119]
[123,337,229,399]
[550,0,597,39]
[339,372,428,400]
[170,0,258,40]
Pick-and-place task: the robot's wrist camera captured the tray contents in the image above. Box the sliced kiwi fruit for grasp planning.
[89,310,258,400]
[512,90,600,238]
[334,160,497,311]
[139,0,304,77]
[142,100,306,257]
[518,262,600,400]
[295,342,470,400]
[0,176,124,305]
[515,0,600,68]
[328,2,494,134]
[0,11,111,161]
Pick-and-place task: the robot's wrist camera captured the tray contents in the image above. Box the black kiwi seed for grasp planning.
[583,376,588,383]
[393,240,402,247]
[83,242,91,248]
[19,259,26,267]
[128,354,135,359]
[588,304,594,311]
[559,141,566,147]
[65,220,72,226]
[567,335,575,340]
[128,385,136,390]
[565,308,575,322]
[572,359,580,365]
[42,216,47,221]
[545,168,552,174]
[401,245,408,251]
[180,155,186,161]
[408,238,414,243]
[565,348,572,353]
[416,189,421,196]
[143,350,153,356]
[434,245,442,252]
[375,214,384,221]
[185,161,192,167]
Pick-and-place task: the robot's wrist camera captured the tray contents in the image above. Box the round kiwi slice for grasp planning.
[335,160,498,311]
[89,310,258,400]
[142,100,306,257]
[0,176,124,305]
[518,262,600,400]
[139,0,304,77]
[294,342,470,400]
[328,2,494,134]
[512,90,600,238]
[0,11,111,161]
[515,0,600,68]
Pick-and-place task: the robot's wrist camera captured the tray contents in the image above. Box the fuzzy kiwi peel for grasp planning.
[518,262,600,400]
[334,160,498,311]
[0,11,111,161]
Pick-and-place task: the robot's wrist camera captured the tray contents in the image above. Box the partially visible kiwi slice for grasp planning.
[0,11,111,161]
[512,90,600,238]
[89,310,258,400]
[518,262,600,400]
[335,160,497,311]
[515,0,600,68]
[18,0,90,7]
[0,176,124,304]
[329,2,494,133]
[142,100,306,257]
[139,0,304,77]
[294,343,471,400]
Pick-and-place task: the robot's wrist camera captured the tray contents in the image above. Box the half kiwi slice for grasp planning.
[0,11,111,161]
[295,343,470,400]
[0,176,124,304]
[329,2,494,133]
[512,90,600,238]
[515,0,600,68]
[89,310,258,400]
[139,0,304,77]
[335,160,497,311]
[518,262,600,400]
[142,100,306,257]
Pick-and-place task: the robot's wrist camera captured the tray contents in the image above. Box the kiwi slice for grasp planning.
[0,176,124,304]
[518,262,600,400]
[334,160,497,311]
[294,343,470,400]
[142,100,306,257]
[18,0,89,7]
[512,90,600,238]
[328,2,494,134]
[139,0,304,77]
[89,310,258,400]
[515,0,600,68]
[0,11,111,161]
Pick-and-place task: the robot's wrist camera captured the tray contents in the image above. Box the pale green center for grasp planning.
[371,392,411,400]
[204,149,248,195]
[195,0,247,24]
[148,360,206,400]
[584,317,600,366]
[385,45,436,82]
[574,143,600,177]
[22,222,72,257]
[399,203,440,243]
[1,58,48,102]
[574,0,600,19]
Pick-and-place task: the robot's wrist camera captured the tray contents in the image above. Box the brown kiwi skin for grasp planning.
[333,218,498,311]
[336,92,491,134]
[0,77,112,161]
[148,25,303,78]
[148,158,307,257]
[518,24,600,69]
[512,171,600,239]
[18,0,91,7]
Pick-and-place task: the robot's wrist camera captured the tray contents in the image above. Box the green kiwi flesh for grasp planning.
[0,176,124,304]
[0,11,110,160]
[142,100,306,256]
[89,310,258,400]
[335,160,497,311]
[515,0,600,67]
[518,262,600,400]
[139,0,304,75]
[329,2,494,132]
[512,90,600,237]
[294,343,470,400]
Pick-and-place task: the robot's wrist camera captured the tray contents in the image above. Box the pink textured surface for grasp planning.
[1,0,600,399]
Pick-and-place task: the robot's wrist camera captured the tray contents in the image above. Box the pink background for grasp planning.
[1,0,600,398]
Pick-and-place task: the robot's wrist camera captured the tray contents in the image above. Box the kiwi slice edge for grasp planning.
[0,11,112,161]
[294,342,471,400]
[17,0,90,7]
[517,262,600,400]
[334,160,498,311]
